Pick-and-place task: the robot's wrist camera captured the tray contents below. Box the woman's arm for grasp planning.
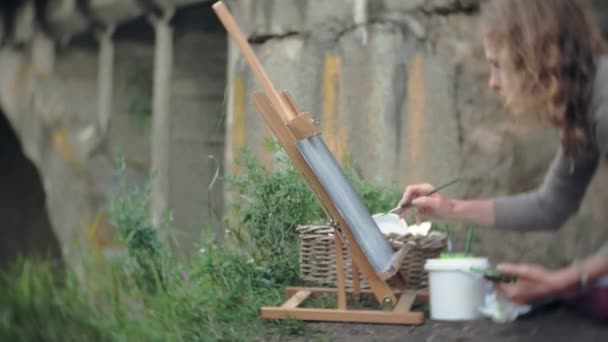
[493,147,598,231]
[494,91,608,232]
[449,199,495,227]
[402,96,608,234]
[495,250,608,304]
[495,106,608,304]
[399,148,597,230]
[398,184,495,226]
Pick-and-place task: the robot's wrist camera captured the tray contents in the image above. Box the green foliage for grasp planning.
[0,166,284,341]
[225,144,324,285]
[106,160,165,293]
[126,66,153,134]
[225,140,401,286]
[0,260,103,341]
[341,155,402,214]
[0,142,403,341]
[171,240,282,341]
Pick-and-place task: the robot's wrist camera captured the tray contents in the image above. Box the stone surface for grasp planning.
[0,0,608,266]
[0,2,226,260]
[225,0,608,265]
[284,307,608,342]
[225,0,358,39]
[3,0,205,45]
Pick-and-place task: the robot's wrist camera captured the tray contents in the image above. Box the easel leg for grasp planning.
[335,232,347,310]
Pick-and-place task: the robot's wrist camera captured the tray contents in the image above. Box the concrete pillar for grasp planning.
[12,1,36,44]
[96,25,116,135]
[149,9,174,227]
[353,0,368,44]
[31,32,55,75]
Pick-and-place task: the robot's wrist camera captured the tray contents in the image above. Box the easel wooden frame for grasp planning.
[213,1,427,325]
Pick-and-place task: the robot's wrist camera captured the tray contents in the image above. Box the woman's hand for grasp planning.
[494,263,568,304]
[398,183,455,222]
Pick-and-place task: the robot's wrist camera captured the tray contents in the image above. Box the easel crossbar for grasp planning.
[260,290,424,325]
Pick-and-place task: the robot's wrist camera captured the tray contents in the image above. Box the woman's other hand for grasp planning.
[495,263,566,304]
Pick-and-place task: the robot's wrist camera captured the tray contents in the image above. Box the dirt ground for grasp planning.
[279,305,608,342]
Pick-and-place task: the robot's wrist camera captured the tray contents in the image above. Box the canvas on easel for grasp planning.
[212,1,427,325]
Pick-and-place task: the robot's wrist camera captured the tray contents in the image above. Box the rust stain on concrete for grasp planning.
[405,53,426,182]
[322,54,345,163]
[52,128,75,162]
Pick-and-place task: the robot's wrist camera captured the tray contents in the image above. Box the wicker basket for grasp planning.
[297,224,446,290]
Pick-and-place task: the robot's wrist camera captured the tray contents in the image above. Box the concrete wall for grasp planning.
[224,0,608,265]
[0,2,226,259]
[1,0,607,266]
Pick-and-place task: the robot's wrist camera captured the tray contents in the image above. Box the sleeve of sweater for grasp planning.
[492,146,599,232]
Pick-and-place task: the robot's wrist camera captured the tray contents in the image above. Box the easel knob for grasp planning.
[382,297,394,311]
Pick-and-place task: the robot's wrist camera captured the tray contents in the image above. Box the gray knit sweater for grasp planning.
[493,56,608,262]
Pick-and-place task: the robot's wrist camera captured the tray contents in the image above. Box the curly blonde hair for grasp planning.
[481,0,607,158]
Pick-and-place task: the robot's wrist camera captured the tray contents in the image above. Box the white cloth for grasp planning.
[478,282,531,323]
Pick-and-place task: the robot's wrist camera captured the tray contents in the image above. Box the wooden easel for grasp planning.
[213,1,426,325]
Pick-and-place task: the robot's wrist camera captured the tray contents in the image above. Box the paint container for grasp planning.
[372,213,408,235]
[424,257,489,321]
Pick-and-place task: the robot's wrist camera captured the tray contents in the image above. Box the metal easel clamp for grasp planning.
[286,113,321,140]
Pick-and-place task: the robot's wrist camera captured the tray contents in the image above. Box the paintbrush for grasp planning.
[379,177,461,216]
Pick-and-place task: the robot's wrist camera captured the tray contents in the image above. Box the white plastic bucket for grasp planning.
[424,257,489,321]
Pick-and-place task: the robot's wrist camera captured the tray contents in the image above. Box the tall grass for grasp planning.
[0,142,401,341]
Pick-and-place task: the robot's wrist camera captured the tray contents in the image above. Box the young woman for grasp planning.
[398,0,608,319]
